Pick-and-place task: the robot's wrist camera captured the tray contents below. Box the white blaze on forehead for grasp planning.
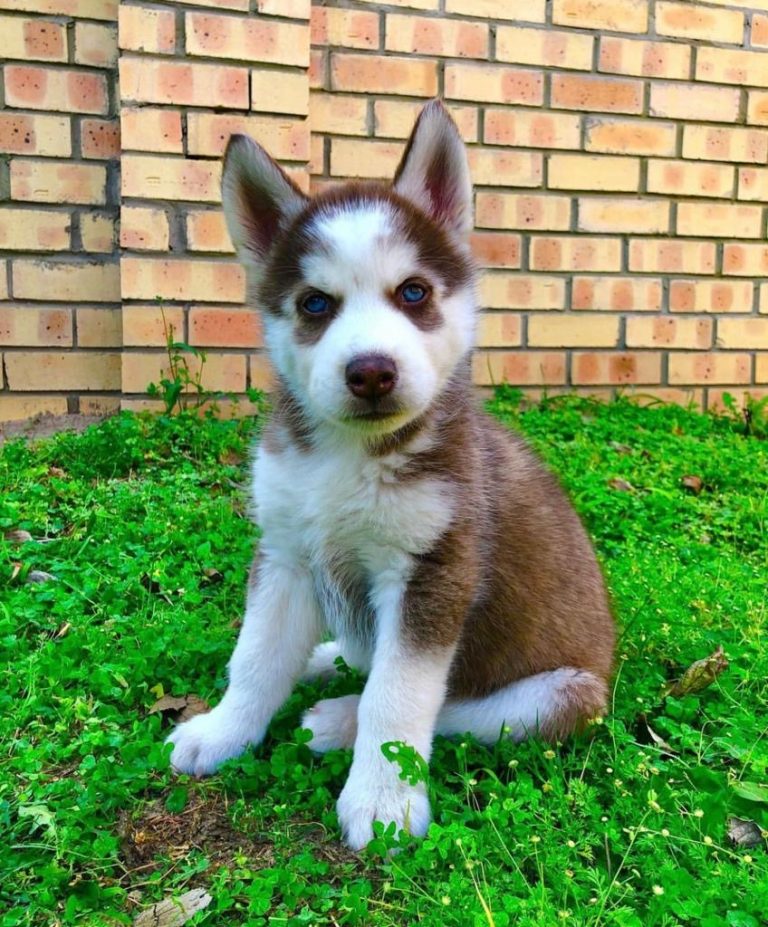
[300,203,420,296]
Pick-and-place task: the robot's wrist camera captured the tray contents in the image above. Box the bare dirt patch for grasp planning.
[0,413,111,445]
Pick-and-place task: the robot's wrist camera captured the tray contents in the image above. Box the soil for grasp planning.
[0,413,110,445]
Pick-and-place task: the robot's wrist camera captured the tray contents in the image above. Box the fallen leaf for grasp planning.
[202,567,223,584]
[681,474,703,495]
[25,570,56,584]
[727,816,765,848]
[48,466,67,478]
[149,694,210,724]
[610,442,633,455]
[638,715,678,755]
[219,449,244,466]
[608,478,634,492]
[133,888,212,927]
[10,562,22,582]
[665,645,728,697]
[5,529,33,544]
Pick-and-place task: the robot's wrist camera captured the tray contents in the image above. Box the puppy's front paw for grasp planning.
[165,706,261,777]
[302,695,360,753]
[337,766,431,850]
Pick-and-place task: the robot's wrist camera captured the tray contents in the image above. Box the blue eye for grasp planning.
[400,282,428,304]
[301,292,331,315]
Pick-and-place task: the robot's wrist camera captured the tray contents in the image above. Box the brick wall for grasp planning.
[2,0,768,419]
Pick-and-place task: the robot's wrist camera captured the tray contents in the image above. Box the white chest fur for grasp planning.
[252,434,454,571]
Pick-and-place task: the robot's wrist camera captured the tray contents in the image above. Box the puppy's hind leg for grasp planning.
[436,668,608,745]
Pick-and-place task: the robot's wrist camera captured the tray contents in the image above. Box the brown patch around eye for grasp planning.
[293,291,338,346]
[388,279,443,332]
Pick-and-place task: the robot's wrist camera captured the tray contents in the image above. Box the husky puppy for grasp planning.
[167,101,615,850]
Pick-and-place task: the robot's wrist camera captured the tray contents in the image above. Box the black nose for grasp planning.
[345,354,398,400]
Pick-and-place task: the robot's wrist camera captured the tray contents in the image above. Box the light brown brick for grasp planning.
[697,47,768,87]
[761,284,768,314]
[187,113,308,160]
[650,82,739,123]
[475,192,571,231]
[0,15,67,61]
[0,112,71,157]
[5,351,120,390]
[484,109,581,149]
[11,160,106,205]
[311,7,379,49]
[122,155,221,203]
[657,1,744,43]
[309,135,325,176]
[387,13,487,58]
[738,167,768,202]
[469,149,543,187]
[0,207,70,250]
[669,353,751,385]
[723,243,768,276]
[718,318,768,349]
[753,13,768,47]
[374,101,479,142]
[747,91,768,126]
[670,280,754,314]
[445,0,545,20]
[119,4,175,54]
[0,261,6,300]
[646,159,735,198]
[4,65,108,115]
[330,138,401,178]
[2,0,118,18]
[626,317,712,349]
[473,351,566,386]
[572,277,662,312]
[677,202,764,239]
[186,210,234,253]
[309,48,326,89]
[251,69,308,116]
[13,260,119,302]
[600,37,690,80]
[122,351,246,394]
[332,53,438,97]
[80,214,115,253]
[551,74,643,114]
[445,63,543,105]
[584,117,677,156]
[529,315,620,348]
[122,305,185,346]
[496,25,592,70]
[80,119,120,160]
[119,57,248,108]
[572,352,662,385]
[0,305,71,346]
[0,395,68,422]
[682,125,768,164]
[578,198,670,234]
[481,274,566,310]
[758,356,768,383]
[314,93,369,136]
[548,154,640,192]
[708,387,768,411]
[120,107,183,153]
[629,239,716,274]
[120,205,170,251]
[249,354,274,391]
[76,308,121,347]
[186,12,308,66]
[531,237,622,272]
[189,307,261,347]
[553,0,648,33]
[476,313,522,348]
[470,231,521,267]
[74,22,117,67]
[256,0,309,16]
[120,257,244,302]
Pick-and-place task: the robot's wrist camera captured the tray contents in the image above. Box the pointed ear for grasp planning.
[221,134,308,270]
[393,100,473,239]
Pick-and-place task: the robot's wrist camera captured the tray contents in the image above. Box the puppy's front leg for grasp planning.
[337,579,456,850]
[167,552,321,776]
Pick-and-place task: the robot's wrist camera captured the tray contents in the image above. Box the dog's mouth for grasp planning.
[340,401,410,431]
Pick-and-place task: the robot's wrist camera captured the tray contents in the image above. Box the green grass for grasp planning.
[2,392,767,927]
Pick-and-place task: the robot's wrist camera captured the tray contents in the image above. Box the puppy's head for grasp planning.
[222,100,476,436]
